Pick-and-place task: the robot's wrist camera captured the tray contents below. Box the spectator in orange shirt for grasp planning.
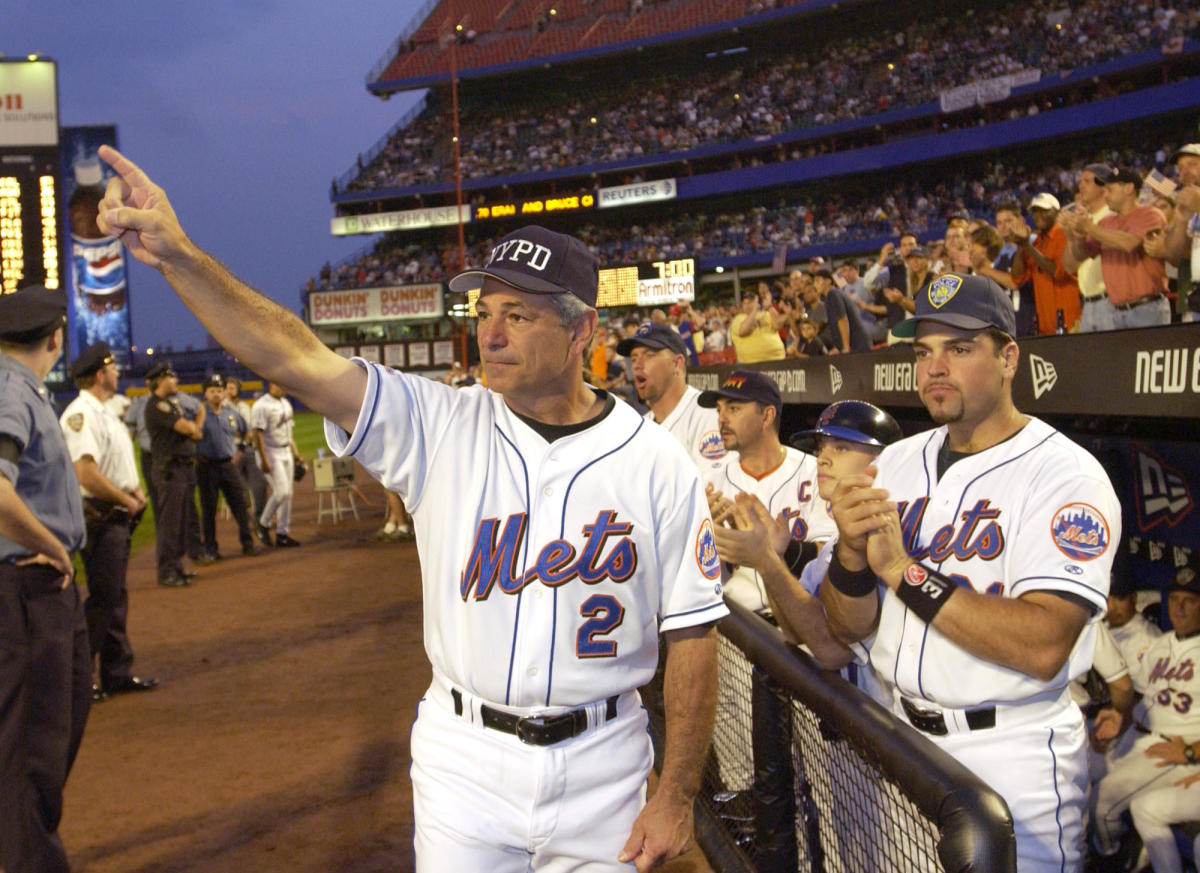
[1009,193,1081,333]
[1063,167,1168,329]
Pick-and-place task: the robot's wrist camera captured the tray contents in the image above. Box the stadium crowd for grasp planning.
[343,0,1196,191]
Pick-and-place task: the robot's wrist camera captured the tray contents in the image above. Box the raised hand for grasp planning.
[96,145,192,270]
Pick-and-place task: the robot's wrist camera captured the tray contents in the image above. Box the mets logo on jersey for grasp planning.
[1050,502,1111,561]
[699,430,726,460]
[696,519,721,580]
[926,274,963,309]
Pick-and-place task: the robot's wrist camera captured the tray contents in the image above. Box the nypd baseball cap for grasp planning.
[1170,553,1200,595]
[616,322,688,357]
[68,341,115,379]
[891,273,1016,339]
[698,369,782,416]
[449,225,600,307]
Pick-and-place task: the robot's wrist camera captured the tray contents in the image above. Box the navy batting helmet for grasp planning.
[790,400,903,452]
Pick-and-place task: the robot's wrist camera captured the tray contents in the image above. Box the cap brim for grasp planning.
[616,337,683,357]
[890,313,997,338]
[448,267,565,296]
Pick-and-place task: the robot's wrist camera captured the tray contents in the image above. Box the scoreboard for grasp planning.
[0,148,61,294]
[1,59,61,296]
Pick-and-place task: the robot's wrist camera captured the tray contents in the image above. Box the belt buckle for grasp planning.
[514,714,564,745]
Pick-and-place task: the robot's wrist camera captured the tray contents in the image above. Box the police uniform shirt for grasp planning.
[0,355,86,559]
[144,395,195,460]
[197,406,242,460]
[124,393,152,451]
[60,389,140,497]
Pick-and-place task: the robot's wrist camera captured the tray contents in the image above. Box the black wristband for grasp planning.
[895,563,957,624]
[827,546,877,597]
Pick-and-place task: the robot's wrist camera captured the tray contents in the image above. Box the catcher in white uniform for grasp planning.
[250,382,302,547]
[617,320,727,478]
[96,149,726,873]
[700,369,835,612]
[1093,557,1200,873]
[820,273,1120,873]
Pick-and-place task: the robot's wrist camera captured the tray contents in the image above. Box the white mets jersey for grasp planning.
[647,385,728,479]
[870,417,1120,709]
[1130,630,1200,737]
[324,361,729,709]
[250,393,294,450]
[709,446,836,611]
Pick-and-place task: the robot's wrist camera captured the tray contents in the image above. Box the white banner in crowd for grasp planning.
[330,204,470,236]
[939,69,1041,113]
[597,178,677,208]
[309,283,444,325]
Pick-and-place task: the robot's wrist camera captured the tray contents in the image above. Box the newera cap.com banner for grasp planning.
[60,125,133,370]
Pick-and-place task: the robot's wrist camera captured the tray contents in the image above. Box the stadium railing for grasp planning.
[644,600,1017,873]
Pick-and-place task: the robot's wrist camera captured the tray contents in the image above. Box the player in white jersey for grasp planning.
[820,273,1120,873]
[617,321,727,479]
[700,369,835,612]
[250,382,301,547]
[96,153,726,873]
[1093,558,1200,873]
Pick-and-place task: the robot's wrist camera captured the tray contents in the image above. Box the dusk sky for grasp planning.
[10,0,430,352]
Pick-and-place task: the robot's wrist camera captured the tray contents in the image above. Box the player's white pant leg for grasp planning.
[1129,782,1200,873]
[938,706,1088,873]
[1093,733,1180,854]
[259,449,293,532]
[411,683,651,873]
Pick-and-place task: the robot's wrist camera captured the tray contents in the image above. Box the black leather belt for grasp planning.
[1114,293,1164,311]
[452,688,618,746]
[900,697,995,736]
[1081,296,1103,305]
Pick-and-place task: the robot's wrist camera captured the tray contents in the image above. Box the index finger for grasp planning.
[98,145,154,191]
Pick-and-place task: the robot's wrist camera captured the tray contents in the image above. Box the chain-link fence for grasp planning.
[646,601,1016,873]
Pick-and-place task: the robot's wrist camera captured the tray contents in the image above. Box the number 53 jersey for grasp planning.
[870,417,1121,709]
[325,361,728,709]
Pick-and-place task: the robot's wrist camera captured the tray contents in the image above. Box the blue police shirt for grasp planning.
[196,404,244,460]
[125,390,202,452]
[0,354,86,560]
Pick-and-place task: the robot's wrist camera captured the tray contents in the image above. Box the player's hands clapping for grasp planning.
[864,509,912,591]
[828,466,889,557]
[711,493,789,570]
[705,483,735,525]
[96,145,192,270]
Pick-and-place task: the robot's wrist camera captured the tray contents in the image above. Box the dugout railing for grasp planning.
[644,600,1016,873]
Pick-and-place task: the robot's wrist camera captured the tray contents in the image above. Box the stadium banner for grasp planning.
[939,69,1041,113]
[308,283,443,325]
[597,178,677,209]
[689,322,1200,418]
[597,258,695,308]
[61,126,134,370]
[330,204,469,236]
[0,60,57,146]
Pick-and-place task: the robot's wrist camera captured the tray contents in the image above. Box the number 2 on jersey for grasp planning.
[577,593,625,657]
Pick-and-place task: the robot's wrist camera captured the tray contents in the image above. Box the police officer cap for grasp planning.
[145,361,177,380]
[203,374,225,390]
[0,284,68,344]
[68,341,115,379]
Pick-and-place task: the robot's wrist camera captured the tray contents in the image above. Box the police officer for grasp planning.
[0,284,91,873]
[196,373,261,558]
[60,341,159,700]
[144,362,204,586]
[125,370,207,562]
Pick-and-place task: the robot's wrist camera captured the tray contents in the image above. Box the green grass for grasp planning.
[128,411,328,557]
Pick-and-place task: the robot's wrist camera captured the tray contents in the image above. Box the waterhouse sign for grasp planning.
[309,284,443,325]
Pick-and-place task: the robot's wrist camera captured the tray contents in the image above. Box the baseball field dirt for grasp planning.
[59,471,715,873]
